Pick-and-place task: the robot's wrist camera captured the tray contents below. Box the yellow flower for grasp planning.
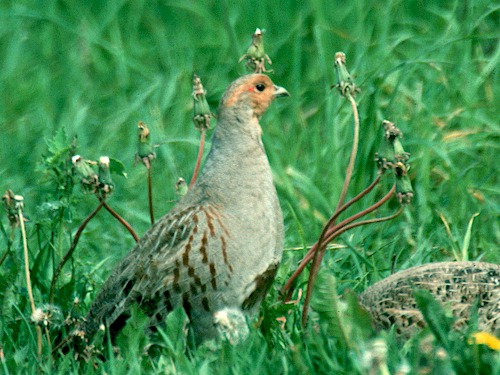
[469,332,500,351]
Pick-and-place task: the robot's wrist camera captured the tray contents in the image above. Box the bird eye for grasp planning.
[255,83,266,92]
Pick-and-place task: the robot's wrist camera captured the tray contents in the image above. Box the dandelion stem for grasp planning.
[301,184,396,326]
[101,199,140,243]
[19,205,43,358]
[281,175,382,299]
[147,166,155,225]
[49,200,105,304]
[336,93,359,210]
[189,128,206,189]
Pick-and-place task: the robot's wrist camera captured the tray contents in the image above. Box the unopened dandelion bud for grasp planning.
[376,127,395,171]
[393,138,410,163]
[239,28,272,73]
[136,121,156,162]
[376,120,411,171]
[381,121,409,163]
[2,190,19,226]
[382,120,402,141]
[2,190,14,209]
[333,52,359,97]
[192,74,212,130]
[394,162,414,204]
[72,155,95,178]
[175,177,188,197]
[98,156,114,195]
[73,155,99,192]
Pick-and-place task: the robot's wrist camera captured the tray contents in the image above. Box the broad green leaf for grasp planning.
[109,157,127,178]
[311,271,348,347]
[413,288,453,350]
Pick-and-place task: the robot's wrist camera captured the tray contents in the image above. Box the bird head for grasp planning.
[220,74,289,119]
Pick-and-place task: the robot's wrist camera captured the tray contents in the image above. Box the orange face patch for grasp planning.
[222,74,275,110]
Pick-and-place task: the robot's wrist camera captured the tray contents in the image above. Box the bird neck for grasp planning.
[194,109,274,205]
[214,106,263,144]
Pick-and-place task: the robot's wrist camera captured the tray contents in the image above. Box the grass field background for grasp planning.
[1,0,499,373]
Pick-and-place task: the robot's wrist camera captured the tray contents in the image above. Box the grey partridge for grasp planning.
[359,261,500,338]
[80,74,289,346]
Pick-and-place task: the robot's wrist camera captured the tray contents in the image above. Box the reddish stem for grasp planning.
[101,199,140,243]
[322,205,403,246]
[335,94,360,210]
[49,200,105,303]
[147,166,155,225]
[318,175,382,253]
[281,175,382,299]
[189,128,206,189]
[283,94,362,303]
[301,183,396,327]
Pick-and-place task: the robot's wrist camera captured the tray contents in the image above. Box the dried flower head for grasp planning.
[98,156,114,197]
[333,52,360,97]
[31,304,63,327]
[73,155,99,193]
[136,121,156,168]
[192,74,213,130]
[175,177,188,197]
[2,190,20,226]
[239,28,273,73]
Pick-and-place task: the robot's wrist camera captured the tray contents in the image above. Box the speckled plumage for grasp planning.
[81,74,288,346]
[359,261,500,338]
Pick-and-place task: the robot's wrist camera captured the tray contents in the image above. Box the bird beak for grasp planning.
[273,85,290,98]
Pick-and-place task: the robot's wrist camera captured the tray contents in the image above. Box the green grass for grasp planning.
[1,0,499,373]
